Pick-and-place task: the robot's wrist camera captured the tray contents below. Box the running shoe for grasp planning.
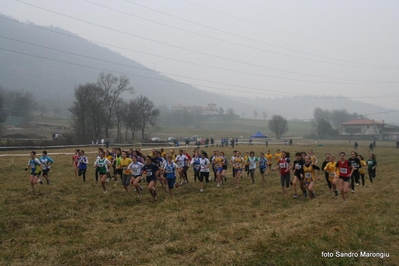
[200,189,203,193]
[140,186,143,191]
[39,179,43,185]
[293,194,298,199]
[217,183,220,187]
[114,181,118,187]
[103,191,107,194]
[351,190,355,193]
[179,181,183,186]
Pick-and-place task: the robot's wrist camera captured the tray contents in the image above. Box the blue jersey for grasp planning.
[78,156,88,170]
[28,158,41,174]
[192,157,201,171]
[163,162,177,178]
[39,155,54,170]
[259,158,267,169]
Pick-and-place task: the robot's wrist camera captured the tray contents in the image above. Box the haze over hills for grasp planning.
[0,14,397,124]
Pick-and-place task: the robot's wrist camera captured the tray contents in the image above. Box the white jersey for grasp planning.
[248,156,258,170]
[199,158,210,172]
[128,162,144,176]
[175,155,188,168]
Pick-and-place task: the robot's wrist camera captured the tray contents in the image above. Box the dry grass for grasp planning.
[1,142,398,265]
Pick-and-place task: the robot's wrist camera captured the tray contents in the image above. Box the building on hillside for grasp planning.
[339,119,388,140]
[171,103,218,115]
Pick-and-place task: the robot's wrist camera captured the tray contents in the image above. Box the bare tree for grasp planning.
[253,110,258,120]
[69,83,105,143]
[268,115,288,140]
[97,72,134,138]
[134,95,160,139]
[37,105,47,117]
[262,111,267,120]
[53,106,61,117]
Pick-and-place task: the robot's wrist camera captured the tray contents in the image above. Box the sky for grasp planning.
[2,0,399,109]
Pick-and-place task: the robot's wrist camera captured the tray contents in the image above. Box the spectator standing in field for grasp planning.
[368,142,374,152]
[366,153,377,183]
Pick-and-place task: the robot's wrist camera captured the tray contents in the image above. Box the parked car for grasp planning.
[167,137,176,142]
[151,137,161,141]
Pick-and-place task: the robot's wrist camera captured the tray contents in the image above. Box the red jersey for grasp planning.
[336,160,351,178]
[278,158,290,175]
[73,154,79,166]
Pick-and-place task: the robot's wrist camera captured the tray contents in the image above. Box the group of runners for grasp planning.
[27,147,377,202]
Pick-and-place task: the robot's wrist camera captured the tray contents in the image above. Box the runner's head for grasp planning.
[30,151,36,158]
[42,150,47,156]
[295,152,301,160]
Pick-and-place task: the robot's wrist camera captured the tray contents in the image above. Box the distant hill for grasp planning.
[0,14,397,124]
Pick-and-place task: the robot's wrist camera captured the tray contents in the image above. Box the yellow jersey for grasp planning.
[233,157,245,169]
[274,153,282,163]
[265,153,273,165]
[243,155,249,166]
[324,161,336,181]
[359,160,366,175]
[303,164,316,182]
[119,158,133,174]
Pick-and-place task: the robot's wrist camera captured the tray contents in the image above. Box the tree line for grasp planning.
[69,72,160,143]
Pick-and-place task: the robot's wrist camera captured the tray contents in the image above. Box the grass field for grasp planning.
[1,141,398,265]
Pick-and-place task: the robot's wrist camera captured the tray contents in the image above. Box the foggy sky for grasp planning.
[2,0,399,109]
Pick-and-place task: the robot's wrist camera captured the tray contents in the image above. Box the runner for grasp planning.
[120,151,133,193]
[323,155,339,196]
[72,149,79,177]
[230,150,237,179]
[348,151,361,192]
[265,150,273,171]
[321,154,331,191]
[190,151,201,183]
[272,151,291,195]
[335,152,354,201]
[212,150,225,187]
[274,149,282,166]
[258,152,268,182]
[175,150,188,185]
[243,152,250,176]
[95,148,104,183]
[113,148,122,185]
[198,151,210,192]
[141,156,159,201]
[358,154,367,186]
[39,151,54,185]
[77,150,88,182]
[105,150,114,183]
[25,151,43,191]
[93,151,112,193]
[220,151,228,182]
[129,155,145,198]
[247,151,258,184]
[309,150,318,165]
[162,155,178,196]
[303,156,320,199]
[232,151,245,189]
[292,152,305,199]
[366,153,377,183]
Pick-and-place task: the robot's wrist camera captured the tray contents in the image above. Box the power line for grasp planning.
[181,0,398,51]
[5,35,398,92]
[2,46,399,101]
[121,0,398,67]
[1,16,391,86]
[12,0,399,83]
[82,0,397,70]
